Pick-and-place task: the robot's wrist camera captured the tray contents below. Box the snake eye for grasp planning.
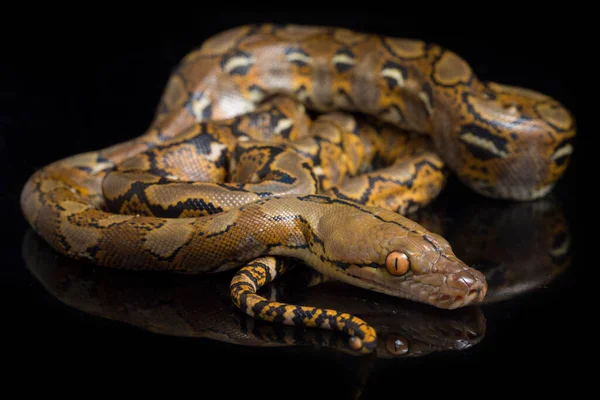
[385,334,409,356]
[385,251,410,275]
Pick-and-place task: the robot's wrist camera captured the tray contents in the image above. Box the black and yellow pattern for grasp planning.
[230,257,377,352]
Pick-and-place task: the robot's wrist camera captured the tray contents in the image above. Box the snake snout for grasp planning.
[445,268,487,309]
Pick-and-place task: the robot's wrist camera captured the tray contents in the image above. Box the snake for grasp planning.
[19,23,575,353]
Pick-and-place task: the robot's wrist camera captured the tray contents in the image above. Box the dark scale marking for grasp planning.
[379,104,405,122]
[313,312,329,328]
[381,61,407,91]
[401,199,422,215]
[215,182,253,193]
[481,84,498,100]
[459,123,509,161]
[535,103,574,132]
[273,258,286,275]
[247,84,267,101]
[462,91,529,128]
[333,48,355,73]
[251,105,294,139]
[220,50,255,76]
[380,36,429,61]
[295,84,310,103]
[107,174,227,218]
[74,165,94,173]
[56,232,72,254]
[552,137,574,166]
[301,161,321,192]
[230,115,250,138]
[296,134,344,171]
[264,241,309,252]
[422,234,441,253]
[184,91,212,120]
[230,281,255,293]
[276,118,294,138]
[430,52,475,88]
[95,219,192,264]
[284,47,311,67]
[270,212,311,225]
[421,81,434,111]
[105,180,156,215]
[238,268,265,288]
[175,198,224,217]
[291,307,315,326]
[256,191,277,198]
[202,102,213,120]
[190,127,218,155]
[146,151,166,177]
[332,158,442,206]
[205,221,237,239]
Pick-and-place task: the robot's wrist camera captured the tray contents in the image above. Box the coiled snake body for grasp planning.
[20,24,575,352]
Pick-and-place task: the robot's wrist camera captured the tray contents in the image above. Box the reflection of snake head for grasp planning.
[379,307,486,358]
[312,199,487,309]
[433,79,575,201]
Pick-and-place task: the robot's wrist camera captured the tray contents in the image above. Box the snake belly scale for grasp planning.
[20,23,575,352]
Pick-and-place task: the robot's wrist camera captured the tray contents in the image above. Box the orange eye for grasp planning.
[385,251,409,275]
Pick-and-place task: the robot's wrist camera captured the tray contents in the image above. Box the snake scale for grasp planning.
[20,23,575,352]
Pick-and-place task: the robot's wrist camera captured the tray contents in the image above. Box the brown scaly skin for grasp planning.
[20,23,573,351]
[153,24,575,200]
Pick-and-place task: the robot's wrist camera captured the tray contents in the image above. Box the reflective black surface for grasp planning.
[2,13,578,397]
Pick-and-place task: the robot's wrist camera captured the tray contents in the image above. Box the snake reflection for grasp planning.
[22,192,570,358]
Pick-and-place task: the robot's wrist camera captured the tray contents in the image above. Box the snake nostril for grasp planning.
[467,287,483,303]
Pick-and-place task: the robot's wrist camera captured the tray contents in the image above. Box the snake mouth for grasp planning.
[406,268,487,309]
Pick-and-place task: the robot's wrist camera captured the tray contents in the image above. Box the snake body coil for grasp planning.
[20,24,575,352]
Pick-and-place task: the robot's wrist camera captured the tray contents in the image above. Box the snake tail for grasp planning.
[230,256,378,353]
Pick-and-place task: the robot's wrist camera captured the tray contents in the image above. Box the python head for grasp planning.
[314,200,487,309]
[432,81,575,201]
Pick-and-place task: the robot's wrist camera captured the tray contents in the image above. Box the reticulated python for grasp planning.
[20,24,575,353]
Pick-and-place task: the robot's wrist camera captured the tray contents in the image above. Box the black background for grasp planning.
[2,11,580,396]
